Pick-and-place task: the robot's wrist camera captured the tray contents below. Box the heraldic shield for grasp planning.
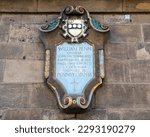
[39,6,109,113]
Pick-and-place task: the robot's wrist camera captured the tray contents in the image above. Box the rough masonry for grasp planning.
[0,0,150,120]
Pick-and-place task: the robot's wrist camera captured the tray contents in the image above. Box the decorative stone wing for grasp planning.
[40,17,60,32]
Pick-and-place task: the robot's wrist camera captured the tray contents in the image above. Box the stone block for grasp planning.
[132,14,150,24]
[3,109,30,120]
[41,109,75,120]
[0,84,26,108]
[0,23,9,42]
[123,0,150,12]
[3,60,44,83]
[0,60,5,82]
[109,25,142,43]
[143,25,150,42]
[0,0,150,13]
[1,14,22,25]
[136,43,150,59]
[0,42,44,60]
[0,42,24,59]
[38,0,122,12]
[22,43,45,60]
[0,109,4,120]
[133,85,150,108]
[76,109,106,120]
[9,24,40,43]
[96,84,134,109]
[107,110,122,120]
[24,84,58,109]
[122,110,150,120]
[129,60,150,83]
[0,0,37,12]
[2,109,75,120]
[104,15,131,25]
[21,15,47,24]
[105,59,130,83]
[105,43,136,60]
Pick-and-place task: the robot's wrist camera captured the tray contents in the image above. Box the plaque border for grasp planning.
[39,5,109,113]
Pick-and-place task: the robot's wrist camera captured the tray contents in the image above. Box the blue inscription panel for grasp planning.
[56,42,94,95]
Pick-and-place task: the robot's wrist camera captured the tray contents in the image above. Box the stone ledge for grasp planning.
[0,0,150,13]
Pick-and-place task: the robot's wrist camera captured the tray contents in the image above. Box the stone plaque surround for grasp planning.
[40,6,109,113]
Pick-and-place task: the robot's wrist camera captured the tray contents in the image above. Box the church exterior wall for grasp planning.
[0,0,150,120]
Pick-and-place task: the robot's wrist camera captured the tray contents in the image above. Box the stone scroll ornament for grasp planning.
[39,6,109,113]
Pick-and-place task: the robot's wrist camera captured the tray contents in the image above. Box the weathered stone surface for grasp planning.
[0,0,150,13]
[0,42,23,59]
[76,109,106,120]
[136,43,150,59]
[0,42,44,60]
[1,14,22,25]
[9,24,40,43]
[41,109,75,120]
[22,43,44,60]
[1,14,46,25]
[133,85,150,108]
[105,43,136,60]
[0,23,9,42]
[96,84,134,109]
[24,84,58,109]
[109,25,142,43]
[122,110,150,120]
[0,0,37,12]
[129,60,150,83]
[105,59,130,83]
[3,109,75,120]
[21,15,47,24]
[104,15,131,25]
[38,0,122,12]
[0,60,5,82]
[0,110,2,119]
[132,14,150,24]
[124,0,150,12]
[3,60,44,83]
[143,25,150,42]
[0,3,150,120]
[0,84,25,108]
[107,110,122,120]
[0,83,62,110]
[3,109,31,120]
[0,110,3,119]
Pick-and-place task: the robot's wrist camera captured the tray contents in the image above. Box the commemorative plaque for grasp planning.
[39,6,109,113]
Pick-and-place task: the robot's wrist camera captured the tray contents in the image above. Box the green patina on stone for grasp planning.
[48,18,59,30]
[91,18,102,30]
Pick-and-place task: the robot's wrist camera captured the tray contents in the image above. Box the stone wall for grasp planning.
[0,0,150,120]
